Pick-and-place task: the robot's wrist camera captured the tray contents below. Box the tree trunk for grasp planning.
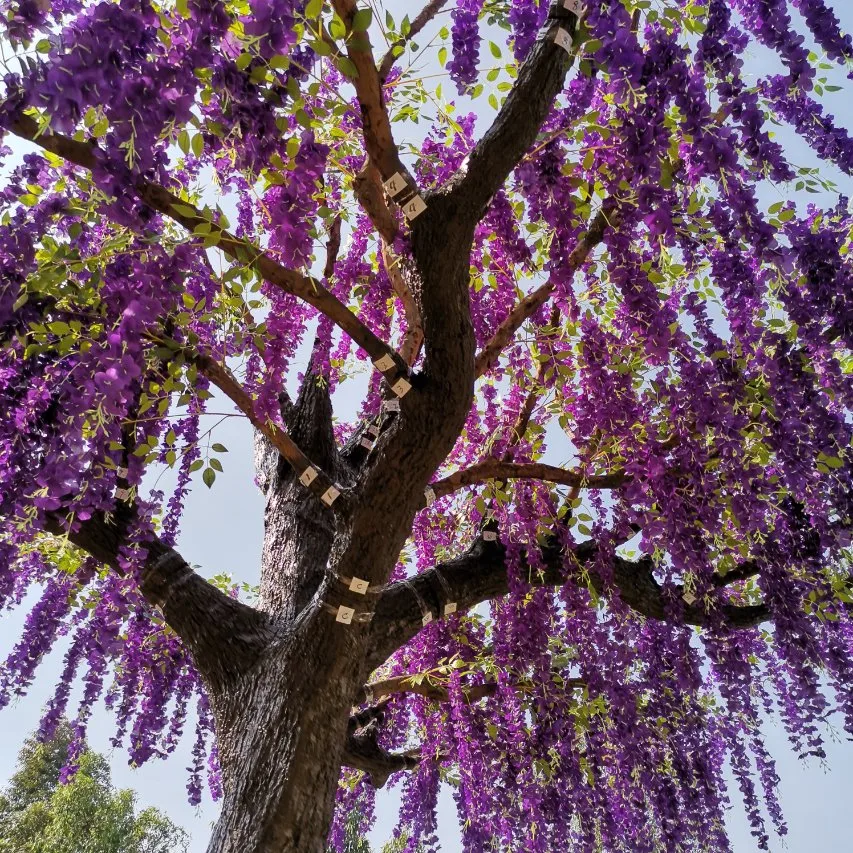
[206,608,366,853]
[203,371,390,853]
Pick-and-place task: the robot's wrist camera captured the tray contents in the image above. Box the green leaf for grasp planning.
[335,56,360,79]
[172,203,201,218]
[211,443,229,453]
[329,15,346,40]
[203,468,216,488]
[177,129,190,155]
[352,8,372,32]
[310,38,332,56]
[305,0,323,18]
[489,41,501,58]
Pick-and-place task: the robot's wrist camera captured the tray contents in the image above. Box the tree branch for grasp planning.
[6,115,411,384]
[448,5,583,222]
[363,673,498,705]
[367,536,769,671]
[153,336,344,509]
[359,671,585,706]
[323,213,343,281]
[474,202,617,376]
[382,241,424,366]
[342,715,421,788]
[332,1,416,195]
[45,509,269,684]
[352,161,399,244]
[712,561,761,588]
[378,0,450,81]
[427,459,627,503]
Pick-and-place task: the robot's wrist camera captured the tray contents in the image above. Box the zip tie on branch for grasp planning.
[321,484,341,506]
[553,27,574,53]
[383,172,428,222]
[549,0,583,53]
[115,487,132,502]
[550,0,584,16]
[482,530,498,542]
[116,466,129,479]
[359,422,382,451]
[432,567,457,616]
[403,578,434,627]
[424,486,436,506]
[299,467,319,487]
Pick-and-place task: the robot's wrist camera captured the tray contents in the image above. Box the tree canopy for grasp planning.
[1,0,852,850]
[0,721,189,853]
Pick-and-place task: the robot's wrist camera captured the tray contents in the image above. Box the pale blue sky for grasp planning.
[1,3,852,851]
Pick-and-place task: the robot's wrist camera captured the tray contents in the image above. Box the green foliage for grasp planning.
[328,808,421,853]
[0,722,189,853]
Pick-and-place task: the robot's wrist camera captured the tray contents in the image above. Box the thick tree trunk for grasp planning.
[205,610,361,853]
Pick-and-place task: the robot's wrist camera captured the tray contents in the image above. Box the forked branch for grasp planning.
[6,115,409,382]
[44,509,269,683]
[342,714,422,788]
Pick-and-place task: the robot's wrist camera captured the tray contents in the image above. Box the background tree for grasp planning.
[0,721,189,853]
[0,0,852,851]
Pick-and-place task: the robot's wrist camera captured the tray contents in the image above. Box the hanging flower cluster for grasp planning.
[0,0,852,849]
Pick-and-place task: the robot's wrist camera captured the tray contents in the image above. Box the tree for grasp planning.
[0,721,189,853]
[0,0,852,849]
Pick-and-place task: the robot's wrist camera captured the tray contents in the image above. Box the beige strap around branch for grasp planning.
[335,573,384,596]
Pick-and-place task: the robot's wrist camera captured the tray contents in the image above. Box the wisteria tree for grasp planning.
[1,0,852,850]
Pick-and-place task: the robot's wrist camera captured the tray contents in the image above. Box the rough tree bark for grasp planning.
[30,7,772,852]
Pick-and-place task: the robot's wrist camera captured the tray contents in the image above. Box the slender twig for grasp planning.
[475,202,619,376]
[427,459,627,504]
[378,0,450,81]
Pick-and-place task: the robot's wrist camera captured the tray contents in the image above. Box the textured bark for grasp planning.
[205,611,367,853]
